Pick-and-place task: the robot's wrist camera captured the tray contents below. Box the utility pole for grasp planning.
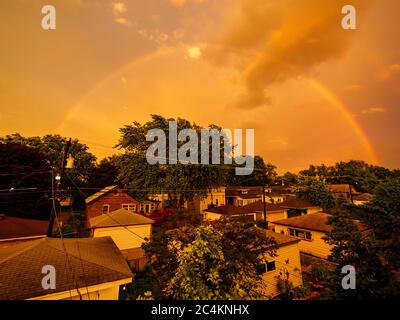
[47,138,72,237]
[262,167,268,227]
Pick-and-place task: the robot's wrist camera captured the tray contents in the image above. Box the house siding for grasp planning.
[271,225,333,259]
[261,241,303,298]
[92,224,152,250]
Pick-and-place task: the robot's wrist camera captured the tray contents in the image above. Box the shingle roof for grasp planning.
[353,193,373,201]
[272,212,332,232]
[0,237,133,300]
[329,184,356,193]
[85,185,118,204]
[0,216,48,240]
[203,204,242,215]
[265,230,300,246]
[90,208,154,229]
[279,198,320,209]
[237,201,285,214]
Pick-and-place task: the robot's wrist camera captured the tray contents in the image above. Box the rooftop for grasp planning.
[85,185,118,204]
[272,212,333,232]
[90,208,155,229]
[0,215,48,240]
[266,230,300,246]
[0,237,133,300]
[279,198,320,209]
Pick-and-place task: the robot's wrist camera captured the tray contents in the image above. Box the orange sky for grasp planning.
[0,0,399,173]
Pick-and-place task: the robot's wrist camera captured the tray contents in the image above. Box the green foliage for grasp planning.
[116,115,228,207]
[323,185,400,299]
[299,160,397,193]
[0,142,52,219]
[1,133,97,187]
[296,177,336,209]
[138,218,277,299]
[226,156,277,186]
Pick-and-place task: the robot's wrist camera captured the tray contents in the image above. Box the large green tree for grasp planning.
[0,142,52,219]
[296,177,336,210]
[116,115,228,206]
[226,156,277,186]
[134,217,276,299]
[323,179,400,299]
[1,133,97,187]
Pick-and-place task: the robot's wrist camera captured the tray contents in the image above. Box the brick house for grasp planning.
[85,186,159,226]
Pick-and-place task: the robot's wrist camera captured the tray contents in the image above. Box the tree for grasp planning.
[138,218,277,299]
[1,133,97,187]
[87,157,119,191]
[226,156,277,186]
[323,180,400,299]
[296,177,336,210]
[0,142,52,219]
[116,115,228,207]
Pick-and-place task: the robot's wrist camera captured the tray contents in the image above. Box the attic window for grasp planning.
[102,204,110,215]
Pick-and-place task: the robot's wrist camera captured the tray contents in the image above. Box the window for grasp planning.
[266,261,276,272]
[102,204,110,215]
[288,228,312,241]
[122,204,136,212]
[215,199,219,206]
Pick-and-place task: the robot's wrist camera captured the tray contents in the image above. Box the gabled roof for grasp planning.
[353,193,373,202]
[266,230,300,246]
[237,201,285,214]
[203,204,243,215]
[85,185,118,204]
[329,184,356,193]
[279,198,320,209]
[0,237,133,300]
[0,216,48,240]
[272,212,332,232]
[90,208,154,229]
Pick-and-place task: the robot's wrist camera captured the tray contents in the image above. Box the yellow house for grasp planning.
[0,237,133,300]
[203,204,256,222]
[279,198,322,218]
[270,213,334,259]
[90,208,154,270]
[238,200,288,222]
[186,187,226,212]
[260,231,303,298]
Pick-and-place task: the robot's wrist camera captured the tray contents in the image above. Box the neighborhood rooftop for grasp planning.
[0,237,133,300]
[85,185,118,204]
[90,208,155,229]
[0,215,48,241]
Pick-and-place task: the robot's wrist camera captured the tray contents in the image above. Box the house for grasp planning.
[89,208,154,271]
[260,231,303,298]
[0,214,48,248]
[237,201,288,222]
[271,213,333,259]
[85,186,159,225]
[186,187,226,212]
[328,184,357,201]
[353,193,373,206]
[225,186,262,206]
[0,237,133,300]
[279,198,322,218]
[203,204,256,222]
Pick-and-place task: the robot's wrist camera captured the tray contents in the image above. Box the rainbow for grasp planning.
[56,48,379,165]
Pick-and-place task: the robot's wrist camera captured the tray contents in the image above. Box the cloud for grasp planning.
[111,2,127,15]
[169,0,186,7]
[203,0,368,110]
[361,107,387,115]
[186,46,202,59]
[115,17,131,26]
[378,63,400,81]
